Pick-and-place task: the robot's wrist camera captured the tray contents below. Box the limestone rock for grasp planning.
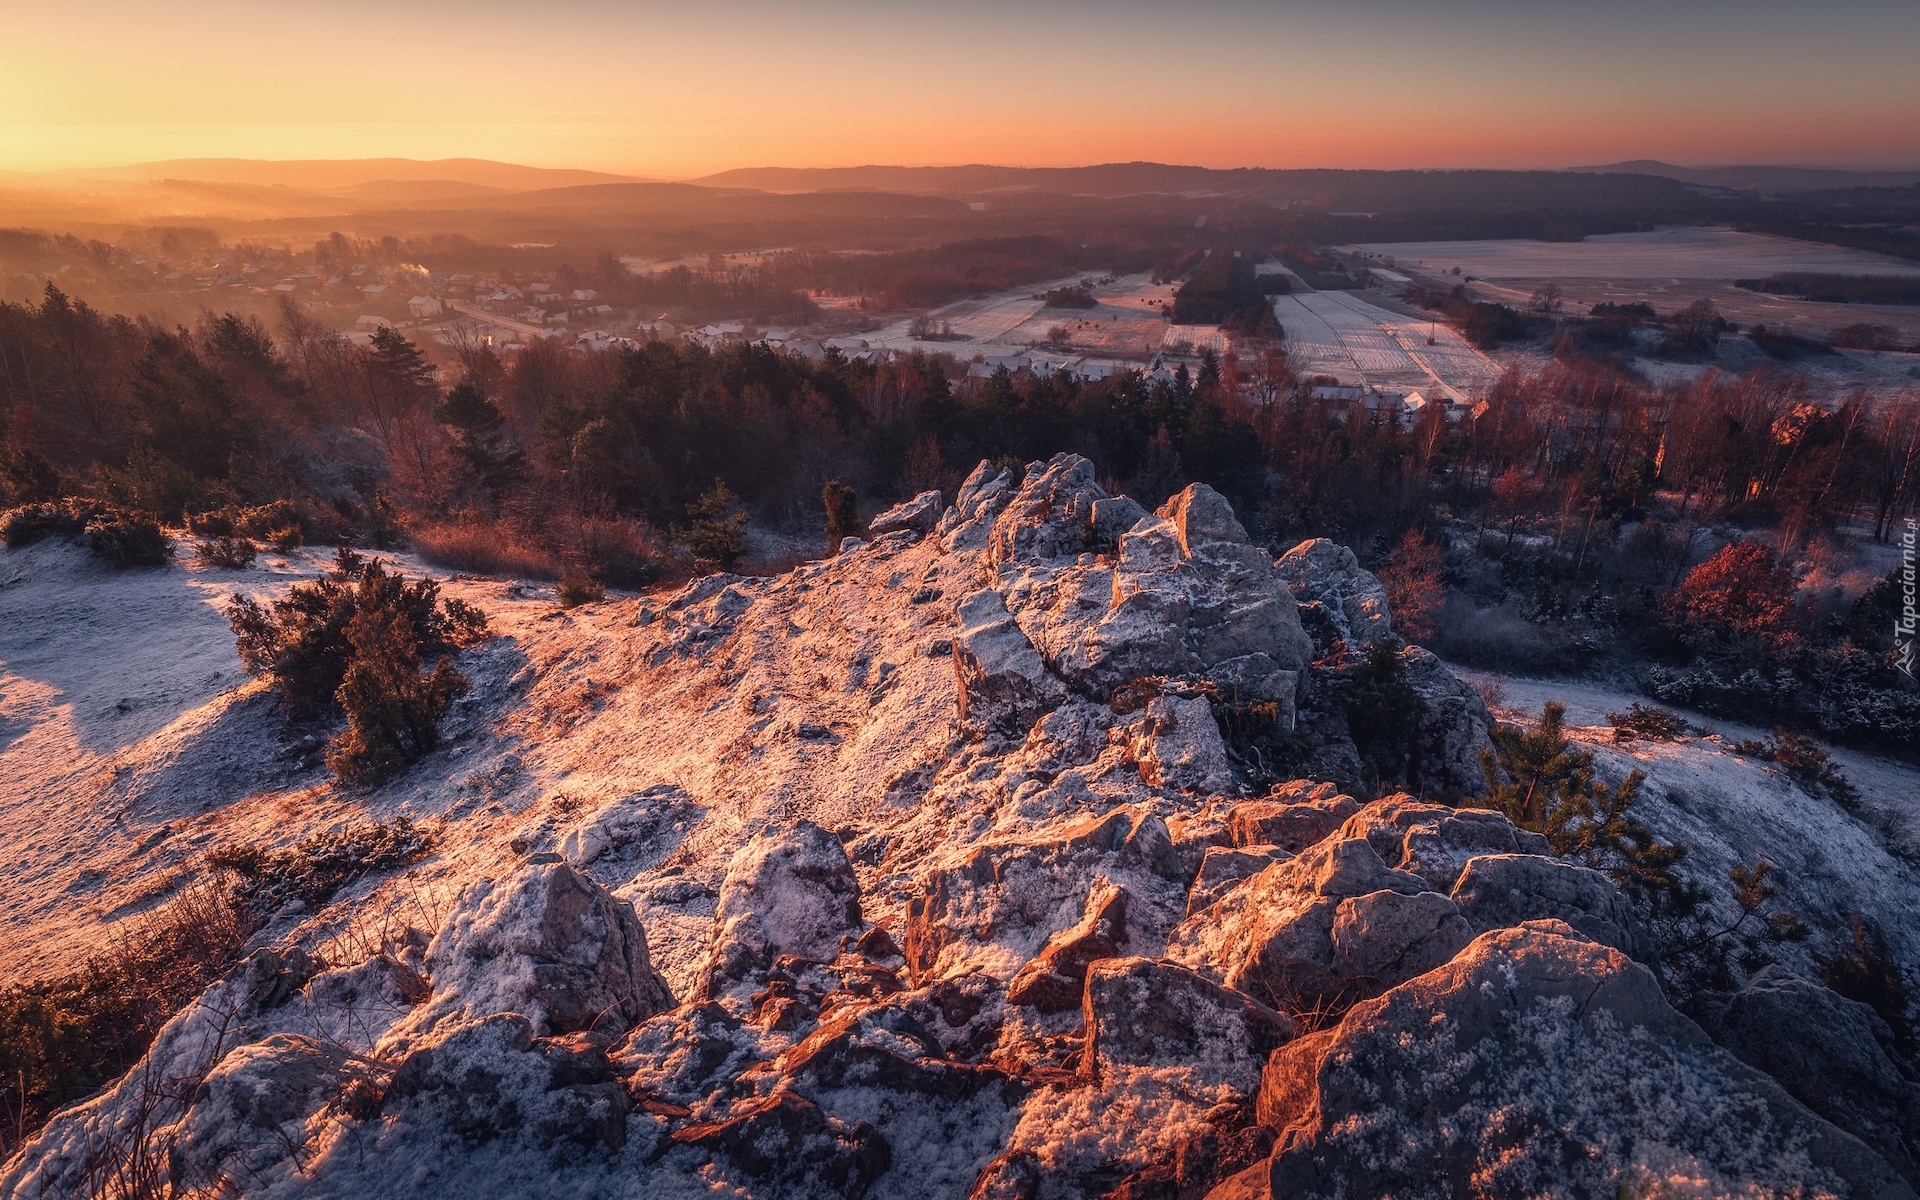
[1449,853,1645,957]
[869,489,944,536]
[1168,837,1430,1013]
[1082,957,1294,1095]
[672,1090,891,1199]
[1251,923,1914,1200]
[1700,967,1920,1186]
[1226,791,1359,853]
[1273,539,1392,650]
[1187,844,1291,917]
[1122,693,1235,794]
[401,861,673,1042]
[169,1034,353,1188]
[1399,645,1496,796]
[905,805,1185,985]
[700,820,864,998]
[1007,878,1129,1013]
[1337,795,1550,890]
[952,587,1067,742]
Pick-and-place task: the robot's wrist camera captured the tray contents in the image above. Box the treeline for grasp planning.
[1736,272,1920,307]
[1171,247,1277,330]
[1736,222,1920,266]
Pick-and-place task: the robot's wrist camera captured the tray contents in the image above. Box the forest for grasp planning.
[2,282,1918,757]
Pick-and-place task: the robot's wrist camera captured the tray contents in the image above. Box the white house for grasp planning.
[408,295,444,317]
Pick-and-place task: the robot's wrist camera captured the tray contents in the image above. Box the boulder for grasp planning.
[905,805,1185,985]
[1251,923,1914,1200]
[1700,967,1920,1187]
[869,489,944,536]
[1007,878,1129,1013]
[1337,795,1550,890]
[700,820,864,998]
[384,1013,631,1152]
[1187,844,1291,917]
[939,461,1019,553]
[758,1004,1007,1103]
[614,1001,769,1109]
[1121,694,1235,794]
[1328,889,1473,986]
[1273,539,1392,650]
[952,588,1068,742]
[1448,853,1644,957]
[671,1089,890,1198]
[168,1034,353,1187]
[1167,836,1430,1013]
[1399,645,1496,796]
[1226,791,1359,853]
[1082,957,1294,1095]
[401,861,673,1042]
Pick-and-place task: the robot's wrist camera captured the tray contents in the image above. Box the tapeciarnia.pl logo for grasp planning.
[1898,518,1917,681]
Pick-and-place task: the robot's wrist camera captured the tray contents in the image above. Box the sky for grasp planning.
[4,0,1918,177]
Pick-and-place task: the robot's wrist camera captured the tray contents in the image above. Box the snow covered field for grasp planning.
[1346,226,1920,282]
[1271,290,1502,399]
[860,271,1179,367]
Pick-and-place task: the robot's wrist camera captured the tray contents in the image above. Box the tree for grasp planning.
[1662,539,1804,656]
[1667,299,1727,353]
[1378,529,1445,644]
[681,480,749,571]
[1343,640,1425,790]
[823,479,861,553]
[327,602,469,786]
[1529,281,1565,314]
[434,381,524,496]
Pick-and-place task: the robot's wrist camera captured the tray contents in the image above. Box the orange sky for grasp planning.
[5,0,1918,176]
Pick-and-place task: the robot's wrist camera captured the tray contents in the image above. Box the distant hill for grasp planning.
[34,158,648,191]
[1569,160,1920,192]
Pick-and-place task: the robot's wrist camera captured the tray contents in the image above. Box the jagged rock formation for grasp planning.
[6,453,1914,1200]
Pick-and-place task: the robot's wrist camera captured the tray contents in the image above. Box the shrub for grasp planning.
[207,817,435,912]
[1731,727,1858,808]
[84,509,172,567]
[1377,529,1444,644]
[1663,540,1804,656]
[229,549,489,726]
[267,523,303,553]
[2,500,88,547]
[194,535,256,569]
[0,880,257,1157]
[1463,302,1527,349]
[2,446,63,504]
[556,575,605,608]
[327,617,471,786]
[1607,702,1691,742]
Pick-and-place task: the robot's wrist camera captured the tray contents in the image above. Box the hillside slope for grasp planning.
[4,457,1918,1198]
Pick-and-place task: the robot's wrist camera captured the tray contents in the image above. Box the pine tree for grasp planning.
[681,480,749,571]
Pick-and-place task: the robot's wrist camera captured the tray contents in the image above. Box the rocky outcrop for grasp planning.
[699,820,865,999]
[868,490,944,536]
[1699,967,1920,1187]
[1448,853,1646,957]
[1248,923,1915,1200]
[1274,539,1392,650]
[395,860,673,1043]
[1081,957,1294,1095]
[11,452,1901,1200]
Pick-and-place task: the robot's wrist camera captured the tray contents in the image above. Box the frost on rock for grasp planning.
[971,455,1311,709]
[1274,537,1393,649]
[10,453,1911,1199]
[698,819,864,1000]
[391,860,673,1047]
[1250,923,1913,1200]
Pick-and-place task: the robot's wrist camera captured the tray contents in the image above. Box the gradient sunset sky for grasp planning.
[5,0,1918,176]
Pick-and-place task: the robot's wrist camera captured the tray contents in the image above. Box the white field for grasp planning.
[862,271,1178,365]
[1346,226,1920,282]
[1272,290,1501,400]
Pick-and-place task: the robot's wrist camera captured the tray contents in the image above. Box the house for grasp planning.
[408,295,444,318]
[362,283,388,297]
[588,303,613,315]
[272,283,296,294]
[1311,384,1364,402]
[569,289,597,302]
[355,314,391,331]
[783,339,826,362]
[824,337,868,352]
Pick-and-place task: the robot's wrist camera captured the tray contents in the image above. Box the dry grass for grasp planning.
[411,520,564,581]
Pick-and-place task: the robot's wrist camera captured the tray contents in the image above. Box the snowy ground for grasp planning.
[860,272,1183,368]
[1449,664,1920,978]
[1270,290,1502,400]
[1347,227,1920,283]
